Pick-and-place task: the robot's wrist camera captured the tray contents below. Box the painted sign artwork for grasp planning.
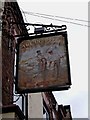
[16,33,71,93]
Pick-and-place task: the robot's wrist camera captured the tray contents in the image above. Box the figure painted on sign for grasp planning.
[46,44,62,80]
[54,59,61,79]
[36,50,47,80]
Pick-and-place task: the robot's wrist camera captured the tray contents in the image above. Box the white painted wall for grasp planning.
[28,93,43,118]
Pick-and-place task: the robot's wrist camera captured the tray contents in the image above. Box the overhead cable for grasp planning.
[23,11,89,23]
[21,11,89,27]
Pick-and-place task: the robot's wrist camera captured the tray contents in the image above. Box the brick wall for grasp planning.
[2,1,28,105]
[2,2,16,105]
[42,92,72,120]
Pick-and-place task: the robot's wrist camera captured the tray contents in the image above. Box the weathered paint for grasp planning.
[17,33,71,92]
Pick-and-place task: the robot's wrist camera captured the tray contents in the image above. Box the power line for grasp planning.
[21,10,89,27]
[23,11,89,23]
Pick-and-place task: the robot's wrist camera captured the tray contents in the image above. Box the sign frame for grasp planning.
[15,31,71,93]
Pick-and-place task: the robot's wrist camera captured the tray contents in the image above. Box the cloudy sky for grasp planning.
[17,0,88,118]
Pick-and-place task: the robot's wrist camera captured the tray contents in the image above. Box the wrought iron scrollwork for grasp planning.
[10,22,67,37]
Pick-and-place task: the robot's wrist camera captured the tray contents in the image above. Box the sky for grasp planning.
[16,0,88,118]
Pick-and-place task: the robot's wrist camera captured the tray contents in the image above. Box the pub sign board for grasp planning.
[15,31,71,93]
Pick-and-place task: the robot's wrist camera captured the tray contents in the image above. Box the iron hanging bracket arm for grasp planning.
[10,22,67,37]
[10,22,67,29]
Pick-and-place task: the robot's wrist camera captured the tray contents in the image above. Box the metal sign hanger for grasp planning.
[10,22,67,38]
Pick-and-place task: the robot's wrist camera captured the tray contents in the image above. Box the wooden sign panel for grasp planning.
[16,32,71,93]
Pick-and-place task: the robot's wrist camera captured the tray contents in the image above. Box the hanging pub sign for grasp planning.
[15,31,71,93]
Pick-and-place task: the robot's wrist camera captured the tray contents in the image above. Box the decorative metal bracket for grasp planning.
[10,22,67,37]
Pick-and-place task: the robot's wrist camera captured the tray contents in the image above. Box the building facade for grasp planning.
[28,92,72,119]
[2,0,28,106]
[1,0,28,119]
[42,92,72,120]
